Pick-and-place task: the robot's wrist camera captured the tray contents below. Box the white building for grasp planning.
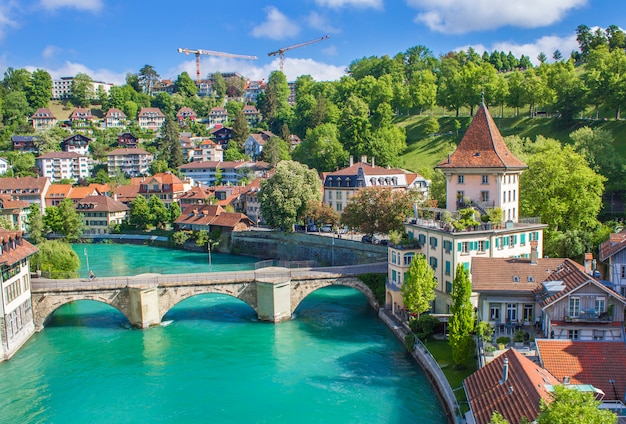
[36,152,89,182]
[52,77,114,100]
[179,161,270,187]
[106,148,153,177]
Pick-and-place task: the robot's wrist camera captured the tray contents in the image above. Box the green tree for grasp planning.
[258,71,291,133]
[212,72,227,98]
[3,67,31,92]
[261,136,290,168]
[536,385,617,424]
[409,69,437,114]
[169,201,181,225]
[30,240,80,279]
[569,127,623,190]
[58,198,83,242]
[401,254,437,318]
[158,117,183,169]
[70,73,94,107]
[340,187,416,236]
[338,94,371,156]
[489,411,509,424]
[138,65,160,95]
[26,203,45,244]
[292,123,348,172]
[306,202,340,229]
[129,195,152,230]
[223,140,247,161]
[231,107,250,147]
[425,116,440,135]
[43,206,63,234]
[174,71,197,97]
[28,69,52,109]
[449,264,474,367]
[258,161,322,231]
[150,159,169,175]
[148,195,169,230]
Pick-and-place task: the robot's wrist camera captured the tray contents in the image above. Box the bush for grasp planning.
[30,240,80,279]
[496,336,510,345]
[476,321,494,341]
[514,329,526,343]
[357,273,386,305]
[409,314,440,340]
[404,332,416,351]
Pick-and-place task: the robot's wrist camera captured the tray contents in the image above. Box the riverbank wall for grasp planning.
[378,309,461,424]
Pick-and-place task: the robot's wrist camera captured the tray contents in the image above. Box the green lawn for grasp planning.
[421,338,477,412]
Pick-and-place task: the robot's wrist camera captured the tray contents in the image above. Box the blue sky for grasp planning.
[0,0,622,84]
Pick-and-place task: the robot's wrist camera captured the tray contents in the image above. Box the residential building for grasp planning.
[66,185,105,204]
[61,134,91,156]
[138,107,166,132]
[176,107,197,126]
[464,348,561,424]
[242,105,260,127]
[0,177,50,210]
[0,229,38,361]
[103,108,127,129]
[0,158,9,176]
[244,80,265,103]
[599,229,626,297]
[288,134,301,151]
[209,126,233,147]
[152,79,175,95]
[75,195,129,234]
[242,177,263,225]
[44,184,72,207]
[196,79,214,97]
[243,131,276,160]
[208,107,228,128]
[68,108,93,129]
[322,156,430,213]
[116,132,139,149]
[174,204,252,235]
[193,139,223,162]
[179,160,271,187]
[51,77,113,100]
[532,257,626,341]
[133,172,188,207]
[0,195,30,232]
[106,148,153,177]
[11,136,39,154]
[36,152,89,182]
[386,103,546,315]
[178,185,244,210]
[112,184,140,206]
[30,108,57,131]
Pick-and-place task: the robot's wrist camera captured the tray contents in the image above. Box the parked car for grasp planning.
[335,226,349,235]
[306,224,318,232]
[320,225,333,233]
[361,235,380,244]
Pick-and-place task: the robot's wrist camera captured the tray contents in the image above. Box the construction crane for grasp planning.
[177,48,258,83]
[268,35,330,73]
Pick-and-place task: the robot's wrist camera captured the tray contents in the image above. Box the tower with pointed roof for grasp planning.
[436,103,526,223]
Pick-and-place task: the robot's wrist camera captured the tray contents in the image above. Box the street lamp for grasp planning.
[208,243,213,271]
[84,247,90,279]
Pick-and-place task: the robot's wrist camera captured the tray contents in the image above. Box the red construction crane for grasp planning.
[268,35,330,73]
[177,48,258,83]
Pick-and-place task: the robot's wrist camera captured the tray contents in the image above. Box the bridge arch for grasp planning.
[290,276,380,314]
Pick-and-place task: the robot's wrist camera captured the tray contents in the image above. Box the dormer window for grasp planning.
[513,276,520,282]
[528,276,534,283]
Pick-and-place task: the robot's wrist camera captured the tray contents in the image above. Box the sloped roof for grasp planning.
[138,107,165,117]
[46,184,73,198]
[0,195,29,210]
[104,108,126,118]
[68,186,100,200]
[175,204,252,229]
[471,257,568,293]
[536,339,626,401]
[0,176,49,191]
[69,108,92,119]
[75,195,129,213]
[0,229,38,265]
[37,151,83,160]
[106,147,151,156]
[437,103,527,170]
[599,229,626,261]
[113,184,140,202]
[31,108,56,119]
[464,348,559,424]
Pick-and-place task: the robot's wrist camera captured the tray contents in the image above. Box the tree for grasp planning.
[174,71,197,97]
[70,73,94,107]
[26,203,45,244]
[553,50,563,62]
[43,206,63,234]
[150,159,169,175]
[223,140,247,161]
[169,201,181,226]
[425,116,440,135]
[258,71,291,133]
[261,136,290,168]
[306,202,340,229]
[138,65,160,95]
[292,123,348,172]
[148,195,169,230]
[157,117,183,169]
[258,161,322,231]
[28,69,52,109]
[536,385,617,424]
[340,187,416,236]
[489,411,509,424]
[569,127,623,190]
[338,94,372,156]
[401,254,437,318]
[212,72,227,98]
[58,198,83,242]
[30,240,80,279]
[231,107,250,147]
[448,264,474,367]
[129,195,152,230]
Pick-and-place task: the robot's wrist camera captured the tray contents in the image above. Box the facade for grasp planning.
[179,160,271,187]
[103,108,127,129]
[196,79,214,97]
[0,158,9,176]
[61,134,91,156]
[68,108,93,128]
[36,152,89,182]
[0,229,38,361]
[209,126,233,147]
[44,184,72,207]
[30,108,57,131]
[242,178,262,224]
[598,229,626,297]
[242,105,260,127]
[0,177,50,210]
[323,156,430,213]
[193,139,223,162]
[75,195,129,234]
[243,131,275,160]
[386,103,546,315]
[106,148,153,177]
[117,132,139,149]
[174,204,252,234]
[138,108,166,132]
[52,77,113,100]
[12,136,39,154]
[134,172,188,207]
[0,196,30,232]
[176,107,197,126]
[208,107,228,128]
[244,80,265,103]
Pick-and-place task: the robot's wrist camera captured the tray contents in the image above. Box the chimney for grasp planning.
[530,241,538,265]
[584,253,593,275]
[371,157,375,168]
[349,155,354,167]
[501,357,509,383]
[447,153,450,164]
[361,155,367,164]
[563,376,570,385]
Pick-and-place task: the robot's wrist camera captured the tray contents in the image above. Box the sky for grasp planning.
[0,0,623,85]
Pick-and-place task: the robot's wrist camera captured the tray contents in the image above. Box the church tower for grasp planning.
[436,103,527,222]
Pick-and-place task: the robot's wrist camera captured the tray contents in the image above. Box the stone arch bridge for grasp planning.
[30,263,386,330]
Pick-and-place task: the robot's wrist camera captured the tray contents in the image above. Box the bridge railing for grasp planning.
[255,260,317,269]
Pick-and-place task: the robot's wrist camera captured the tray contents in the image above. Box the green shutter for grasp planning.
[520,233,526,244]
[463,262,470,271]
[457,242,462,251]
[513,235,518,245]
[485,240,490,249]
[503,236,509,246]
[495,238,499,248]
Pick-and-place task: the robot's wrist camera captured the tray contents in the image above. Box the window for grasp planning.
[569,297,580,318]
[506,303,517,321]
[443,240,452,254]
[445,261,451,276]
[481,175,489,184]
[568,330,579,340]
[481,191,489,202]
[336,191,342,200]
[429,257,438,269]
[430,237,438,249]
[593,330,605,341]
[461,242,469,254]
[446,281,453,293]
[458,175,464,184]
[520,233,526,246]
[404,253,414,266]
[457,190,464,200]
[509,235,516,247]
[622,266,626,279]
[391,269,397,284]
[490,304,501,321]
[391,251,397,265]
[595,297,606,314]
[478,240,486,252]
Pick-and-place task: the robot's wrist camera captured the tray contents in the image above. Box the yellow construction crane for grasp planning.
[268,35,330,73]
[177,48,258,83]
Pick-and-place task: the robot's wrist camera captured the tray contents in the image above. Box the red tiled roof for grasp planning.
[536,339,626,401]
[599,229,626,261]
[138,107,165,117]
[75,195,129,213]
[106,147,151,156]
[104,108,126,118]
[175,204,252,229]
[31,108,56,119]
[0,229,38,266]
[464,349,559,424]
[46,184,72,197]
[471,257,568,293]
[0,195,29,209]
[38,151,83,159]
[68,186,99,200]
[113,185,140,201]
[0,176,49,191]
[437,104,527,170]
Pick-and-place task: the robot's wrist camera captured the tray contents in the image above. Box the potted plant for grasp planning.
[496,336,510,350]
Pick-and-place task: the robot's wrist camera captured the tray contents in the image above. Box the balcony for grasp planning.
[563,308,613,323]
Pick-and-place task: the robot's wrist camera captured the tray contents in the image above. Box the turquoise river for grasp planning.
[0,244,447,423]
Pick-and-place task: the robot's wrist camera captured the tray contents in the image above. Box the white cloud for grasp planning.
[307,11,340,34]
[251,7,299,40]
[42,45,61,59]
[407,0,587,34]
[316,0,383,9]
[456,32,580,66]
[40,0,103,12]
[45,61,127,85]
[0,1,19,39]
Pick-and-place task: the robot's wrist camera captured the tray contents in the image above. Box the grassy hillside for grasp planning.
[396,111,626,175]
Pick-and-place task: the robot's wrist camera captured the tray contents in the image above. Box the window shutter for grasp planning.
[514,235,518,244]
[485,240,490,249]
[457,242,462,251]
[495,238,499,248]
[520,234,525,244]
[503,237,509,246]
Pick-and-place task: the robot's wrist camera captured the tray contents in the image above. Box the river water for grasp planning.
[0,244,446,423]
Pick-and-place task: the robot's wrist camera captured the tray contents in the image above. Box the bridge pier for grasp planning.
[128,286,160,328]
[255,268,292,322]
